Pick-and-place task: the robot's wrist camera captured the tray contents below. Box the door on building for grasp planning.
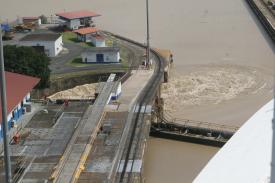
[32,46,45,55]
[96,54,104,63]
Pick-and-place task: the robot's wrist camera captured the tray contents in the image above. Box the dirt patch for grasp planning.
[48,83,98,100]
[162,64,268,113]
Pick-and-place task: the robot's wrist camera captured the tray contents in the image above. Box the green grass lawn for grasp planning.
[62,32,77,43]
[62,32,94,48]
[66,57,89,67]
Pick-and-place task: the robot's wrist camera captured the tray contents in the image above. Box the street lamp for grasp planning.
[0,26,12,183]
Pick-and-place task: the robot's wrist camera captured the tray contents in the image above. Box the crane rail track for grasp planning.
[104,32,165,183]
[246,0,275,43]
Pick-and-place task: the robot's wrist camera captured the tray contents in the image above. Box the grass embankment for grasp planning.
[62,32,94,48]
[50,69,126,81]
[66,57,129,68]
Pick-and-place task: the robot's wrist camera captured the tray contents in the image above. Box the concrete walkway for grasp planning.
[118,69,153,112]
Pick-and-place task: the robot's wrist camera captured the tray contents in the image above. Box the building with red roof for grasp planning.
[73,27,98,35]
[73,27,105,47]
[56,10,101,30]
[22,16,41,25]
[0,72,40,138]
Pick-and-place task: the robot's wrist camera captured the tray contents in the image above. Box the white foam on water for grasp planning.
[162,65,264,113]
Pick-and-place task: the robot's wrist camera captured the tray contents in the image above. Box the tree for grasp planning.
[4,45,51,88]
[39,15,48,24]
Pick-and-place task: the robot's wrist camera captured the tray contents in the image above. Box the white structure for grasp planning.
[194,99,274,183]
[82,47,120,63]
[111,82,122,100]
[73,27,106,47]
[0,72,40,140]
[22,17,41,26]
[56,10,101,30]
[20,33,63,57]
[91,35,105,47]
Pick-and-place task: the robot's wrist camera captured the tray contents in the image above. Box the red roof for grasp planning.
[0,72,40,122]
[93,34,104,40]
[56,10,101,20]
[73,27,99,35]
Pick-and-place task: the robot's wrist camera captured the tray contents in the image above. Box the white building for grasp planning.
[81,47,120,63]
[22,17,41,26]
[91,35,105,47]
[19,33,63,57]
[73,27,106,47]
[0,72,40,140]
[56,10,101,30]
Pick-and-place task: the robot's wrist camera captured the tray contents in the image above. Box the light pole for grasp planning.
[146,0,150,68]
[0,26,12,183]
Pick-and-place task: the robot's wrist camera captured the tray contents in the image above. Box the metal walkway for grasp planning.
[150,114,239,147]
[51,74,117,183]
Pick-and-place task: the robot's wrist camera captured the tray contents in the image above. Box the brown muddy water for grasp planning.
[1,0,274,182]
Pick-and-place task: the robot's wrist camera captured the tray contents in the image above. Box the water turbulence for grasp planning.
[162,64,265,113]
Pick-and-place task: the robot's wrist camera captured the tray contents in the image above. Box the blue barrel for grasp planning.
[1,23,10,32]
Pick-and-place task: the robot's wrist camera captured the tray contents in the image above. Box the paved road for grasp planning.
[49,42,85,74]
[3,29,142,75]
[50,39,141,75]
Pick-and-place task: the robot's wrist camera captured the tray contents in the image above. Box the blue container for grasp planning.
[1,24,10,32]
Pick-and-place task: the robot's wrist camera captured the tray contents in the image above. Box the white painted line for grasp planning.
[19,146,28,156]
[118,160,142,173]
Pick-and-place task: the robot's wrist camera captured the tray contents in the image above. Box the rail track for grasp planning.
[105,32,165,183]
[246,0,275,43]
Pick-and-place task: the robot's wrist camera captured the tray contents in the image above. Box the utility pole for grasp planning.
[146,0,150,68]
[0,26,12,183]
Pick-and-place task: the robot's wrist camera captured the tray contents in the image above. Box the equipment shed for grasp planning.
[19,33,63,57]
[81,47,120,63]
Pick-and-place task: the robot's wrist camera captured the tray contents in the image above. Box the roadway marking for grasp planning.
[134,105,152,113]
[118,160,142,173]
[18,146,28,156]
